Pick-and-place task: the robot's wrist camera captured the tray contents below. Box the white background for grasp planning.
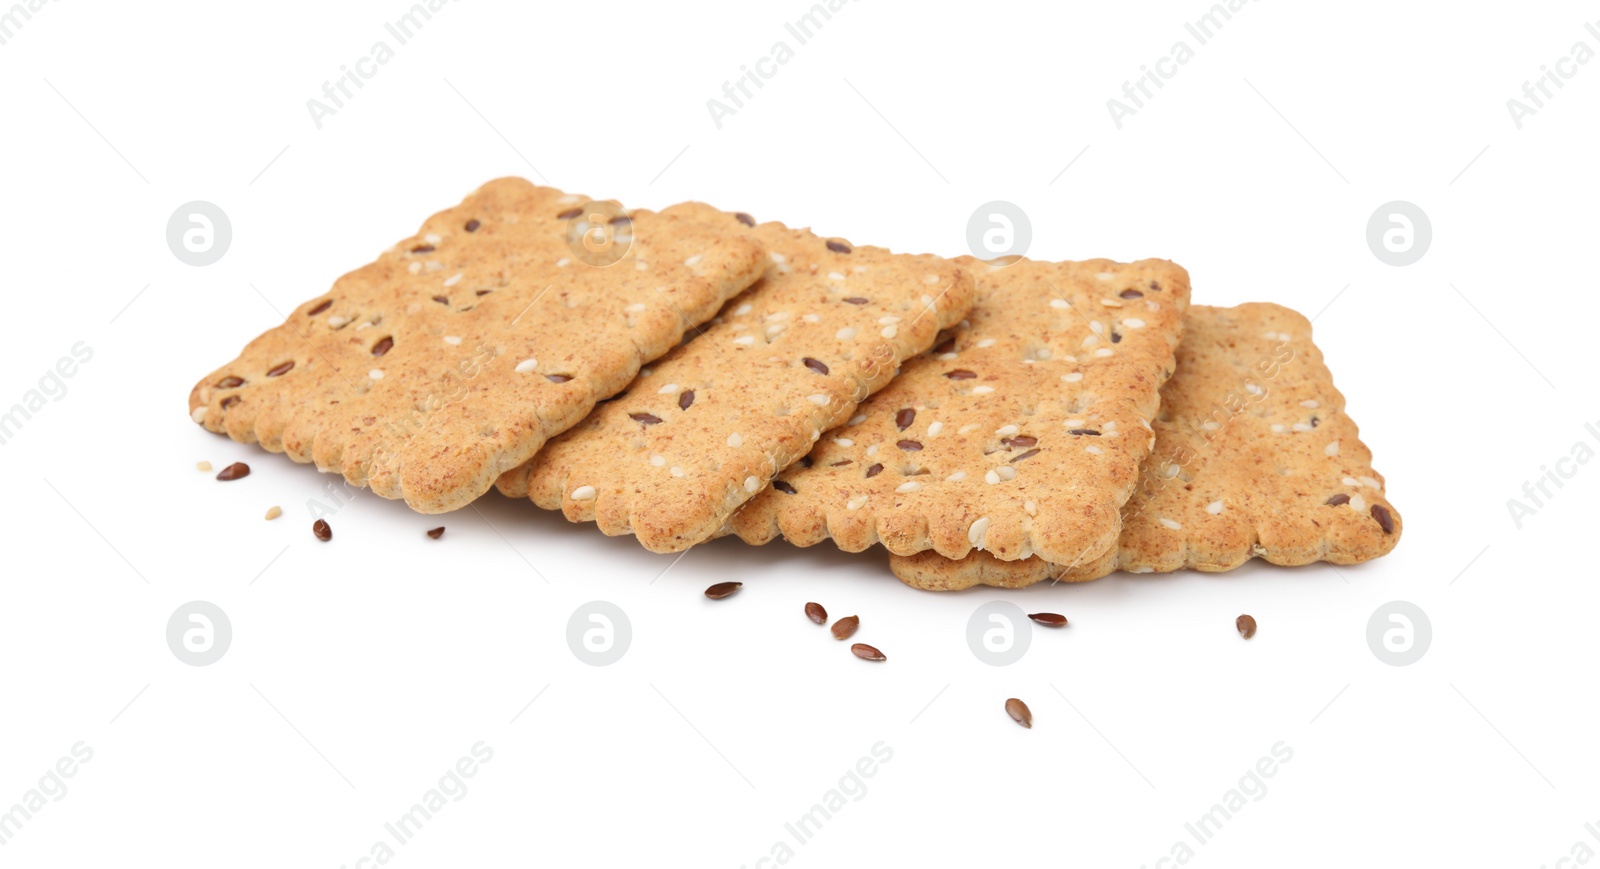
[2,0,1597,866]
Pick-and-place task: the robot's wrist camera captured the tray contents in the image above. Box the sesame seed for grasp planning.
[881,325,898,338]
[728,433,744,448]
[1035,348,1052,360]
[1164,464,1180,479]
[1023,501,1037,516]
[191,406,208,423]
[626,302,647,313]
[879,316,901,325]
[1123,318,1146,328]
[1094,348,1113,357]
[769,252,787,263]
[368,369,384,380]
[515,359,538,373]
[977,338,997,348]
[847,495,868,510]
[1292,423,1313,432]
[924,274,941,284]
[828,271,847,281]
[1090,321,1104,334]
[650,454,666,466]
[670,466,686,477]
[1349,494,1367,512]
[734,335,755,345]
[848,414,867,425]
[444,273,463,287]
[896,481,922,493]
[958,424,980,435]
[836,327,858,340]
[1207,500,1224,514]
[328,316,350,328]
[1050,299,1070,309]
[265,506,282,520]
[1342,476,1360,486]
[927,421,944,436]
[807,394,830,406]
[1358,475,1381,489]
[937,353,959,360]
[968,517,992,548]
[803,313,820,323]
[946,470,968,482]
[1271,424,1287,433]
[766,324,786,338]
[1095,271,1114,281]
[972,386,995,395]
[1325,440,1340,456]
[425,233,442,245]
[1201,421,1221,431]
[1245,383,1263,396]
[1064,419,1085,428]
[1301,400,1320,408]
[985,470,1001,484]
[408,262,422,274]
[443,335,462,345]
[833,438,854,447]
[744,476,760,493]
[734,303,752,316]
[997,424,1019,436]
[657,383,679,394]
[1085,445,1102,455]
[1159,517,1182,530]
[1100,297,1123,307]
[571,485,597,500]
[865,444,879,456]
[636,262,648,271]
[684,254,704,266]
[196,461,212,471]
[556,258,571,267]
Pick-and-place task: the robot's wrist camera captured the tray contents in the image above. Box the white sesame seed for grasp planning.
[1123,318,1146,328]
[1085,445,1102,455]
[1100,297,1123,307]
[744,476,760,493]
[442,335,462,346]
[650,454,666,466]
[368,369,384,380]
[807,394,830,406]
[802,313,820,323]
[881,325,898,338]
[1090,321,1104,334]
[444,272,463,287]
[924,274,940,284]
[1094,348,1114,357]
[734,303,752,316]
[1245,383,1263,396]
[1164,464,1181,479]
[557,194,579,204]
[1301,400,1320,409]
[865,444,879,456]
[556,258,571,267]
[425,262,444,272]
[635,262,648,271]
[985,470,1001,485]
[1050,299,1070,309]
[997,424,1019,436]
[1342,477,1360,486]
[1095,271,1115,281]
[848,414,867,426]
[571,485,597,500]
[515,359,537,373]
[425,233,442,245]
[972,386,995,395]
[847,495,868,510]
[769,252,786,263]
[968,516,991,548]
[734,335,755,345]
[1201,421,1221,431]
[1064,419,1086,428]
[1062,372,1084,383]
[828,271,847,281]
[879,316,901,325]
[927,421,944,436]
[1358,475,1381,489]
[657,383,678,394]
[1325,440,1340,457]
[997,466,1017,481]
[765,324,786,339]
[946,470,968,482]
[1207,500,1224,514]
[896,481,922,494]
[408,262,422,274]
[1159,517,1182,531]
[937,352,959,361]
[977,338,997,348]
[626,302,647,313]
[765,310,790,321]
[958,424,980,435]
[833,438,854,447]
[1292,423,1313,432]
[670,466,686,477]
[1024,500,1037,516]
[836,327,858,340]
[684,254,704,266]
[1271,424,1287,433]
[1035,348,1052,360]
[328,316,350,328]
[1349,494,1367,512]
[191,406,207,423]
[727,433,743,448]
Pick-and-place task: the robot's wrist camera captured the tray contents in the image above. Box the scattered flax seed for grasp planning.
[831,615,859,640]
[1236,614,1257,639]
[1005,698,1033,728]
[704,581,742,599]
[264,506,282,521]
[1028,613,1067,627]
[850,643,886,662]
[312,519,332,542]
[197,461,213,472]
[216,462,250,481]
[427,527,445,539]
[806,602,827,624]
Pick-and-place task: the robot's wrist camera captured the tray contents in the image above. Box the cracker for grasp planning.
[728,256,1190,564]
[187,178,767,514]
[888,303,1403,590]
[495,208,976,552]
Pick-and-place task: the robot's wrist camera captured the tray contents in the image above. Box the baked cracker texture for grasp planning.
[187,178,767,514]
[888,303,1403,590]
[496,208,977,552]
[728,255,1191,565]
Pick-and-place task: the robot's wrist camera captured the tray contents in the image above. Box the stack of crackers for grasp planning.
[190,179,1401,589]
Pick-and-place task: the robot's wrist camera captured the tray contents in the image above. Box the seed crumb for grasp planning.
[264,506,282,521]
[197,461,213,472]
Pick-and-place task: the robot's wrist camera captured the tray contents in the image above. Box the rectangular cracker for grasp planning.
[494,207,977,552]
[188,178,767,514]
[888,303,1403,590]
[727,255,1191,565]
